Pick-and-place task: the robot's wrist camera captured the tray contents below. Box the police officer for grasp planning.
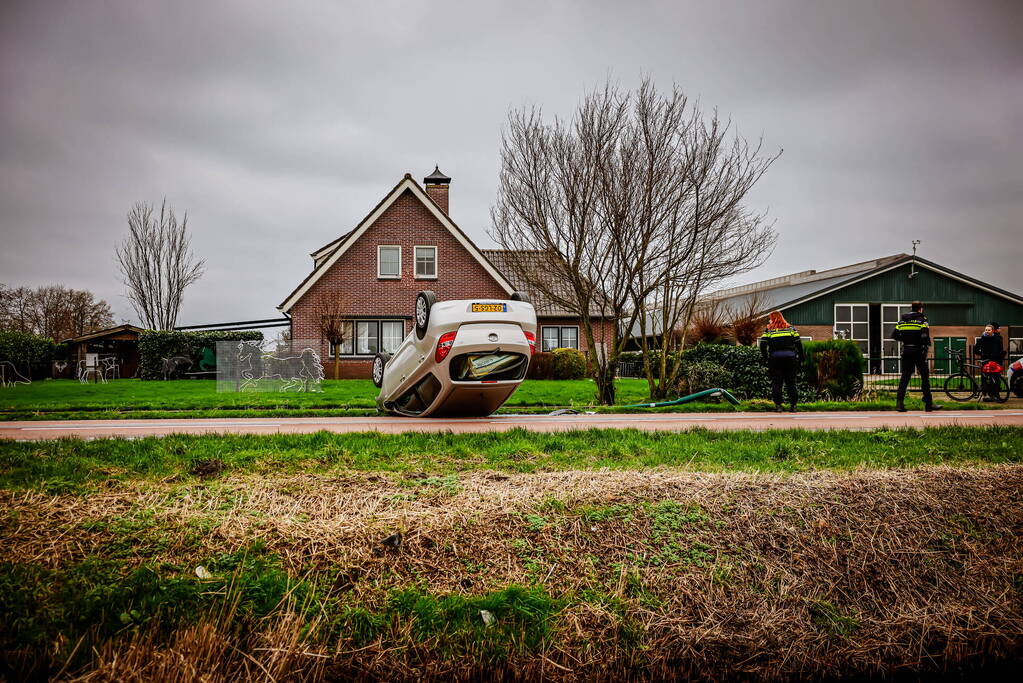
[760,311,804,412]
[892,301,941,412]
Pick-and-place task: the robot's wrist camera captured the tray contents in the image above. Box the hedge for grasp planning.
[801,339,865,400]
[138,330,263,380]
[551,348,586,380]
[631,340,864,402]
[0,331,57,380]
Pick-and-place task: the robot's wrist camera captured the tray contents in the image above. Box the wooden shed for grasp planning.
[65,324,144,379]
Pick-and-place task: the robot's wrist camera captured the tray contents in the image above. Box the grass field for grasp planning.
[2,428,1022,679]
[0,378,995,421]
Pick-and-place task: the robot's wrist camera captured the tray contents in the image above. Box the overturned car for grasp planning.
[372,290,537,417]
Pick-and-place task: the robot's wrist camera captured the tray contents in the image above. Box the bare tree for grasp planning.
[318,294,352,380]
[492,78,778,403]
[116,200,205,330]
[0,283,114,340]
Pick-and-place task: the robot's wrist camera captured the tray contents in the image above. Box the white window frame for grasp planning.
[327,320,354,358]
[414,245,437,279]
[540,325,580,351]
[799,336,813,342]
[833,303,869,358]
[1009,337,1023,364]
[377,245,401,279]
[881,303,912,372]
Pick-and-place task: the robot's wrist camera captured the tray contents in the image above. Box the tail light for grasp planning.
[435,331,457,363]
[524,331,536,355]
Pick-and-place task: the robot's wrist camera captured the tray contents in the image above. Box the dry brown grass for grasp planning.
[4,466,1023,680]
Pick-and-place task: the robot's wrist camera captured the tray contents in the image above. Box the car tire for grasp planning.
[372,352,389,388]
[415,290,437,340]
[511,291,531,304]
[1013,374,1023,399]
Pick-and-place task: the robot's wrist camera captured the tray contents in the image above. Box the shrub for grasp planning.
[679,360,732,394]
[680,343,771,399]
[0,331,56,379]
[551,348,586,380]
[137,330,263,380]
[802,340,865,400]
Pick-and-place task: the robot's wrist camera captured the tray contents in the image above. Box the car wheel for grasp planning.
[415,290,437,340]
[1012,373,1023,399]
[511,291,531,304]
[372,352,390,388]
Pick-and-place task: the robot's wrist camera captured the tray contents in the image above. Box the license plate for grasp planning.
[471,303,507,313]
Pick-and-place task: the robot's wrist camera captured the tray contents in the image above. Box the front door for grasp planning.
[932,336,966,375]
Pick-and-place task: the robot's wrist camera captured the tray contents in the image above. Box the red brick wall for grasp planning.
[289,189,509,376]
[425,184,448,214]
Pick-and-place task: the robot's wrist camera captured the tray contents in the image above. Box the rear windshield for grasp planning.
[394,373,442,414]
[449,352,527,381]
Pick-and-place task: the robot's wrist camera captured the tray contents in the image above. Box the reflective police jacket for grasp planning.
[891,312,930,352]
[760,326,804,361]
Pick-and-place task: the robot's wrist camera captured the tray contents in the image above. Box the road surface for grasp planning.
[1,411,1022,440]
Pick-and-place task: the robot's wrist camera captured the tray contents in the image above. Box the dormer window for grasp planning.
[378,245,401,279]
[415,246,437,279]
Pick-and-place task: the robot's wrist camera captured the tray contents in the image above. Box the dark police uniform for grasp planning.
[759,325,804,410]
[891,311,933,409]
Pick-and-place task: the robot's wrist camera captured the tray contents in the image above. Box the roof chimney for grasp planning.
[423,165,451,214]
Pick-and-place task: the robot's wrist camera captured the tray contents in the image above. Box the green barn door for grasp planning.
[933,337,966,375]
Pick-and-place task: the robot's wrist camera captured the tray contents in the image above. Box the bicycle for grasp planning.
[943,349,1009,402]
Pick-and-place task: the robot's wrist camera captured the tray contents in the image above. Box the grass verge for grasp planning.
[1,465,1021,679]
[2,426,1022,492]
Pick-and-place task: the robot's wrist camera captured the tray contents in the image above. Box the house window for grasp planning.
[378,245,401,278]
[381,321,405,352]
[415,246,437,279]
[541,325,579,351]
[327,320,354,357]
[1009,338,1022,364]
[330,320,404,356]
[881,303,912,372]
[834,304,868,357]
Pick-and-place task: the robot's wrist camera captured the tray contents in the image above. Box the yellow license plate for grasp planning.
[471,303,507,313]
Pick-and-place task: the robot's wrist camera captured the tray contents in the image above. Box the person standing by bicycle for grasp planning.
[892,302,941,412]
[760,311,804,412]
[973,322,1005,402]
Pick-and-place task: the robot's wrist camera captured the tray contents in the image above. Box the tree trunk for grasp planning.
[333,355,340,380]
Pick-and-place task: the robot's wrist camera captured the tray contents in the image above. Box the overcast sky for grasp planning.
[2,0,1021,327]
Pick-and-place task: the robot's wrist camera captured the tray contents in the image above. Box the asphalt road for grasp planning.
[1,411,1022,440]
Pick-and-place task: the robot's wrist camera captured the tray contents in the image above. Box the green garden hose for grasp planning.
[621,387,741,408]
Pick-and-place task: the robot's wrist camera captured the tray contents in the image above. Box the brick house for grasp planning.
[278,169,608,378]
[708,254,1023,374]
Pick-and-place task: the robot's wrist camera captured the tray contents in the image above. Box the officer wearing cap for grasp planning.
[892,301,941,412]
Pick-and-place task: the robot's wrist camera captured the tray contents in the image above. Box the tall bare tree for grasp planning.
[492,78,778,403]
[116,200,205,330]
[318,294,352,380]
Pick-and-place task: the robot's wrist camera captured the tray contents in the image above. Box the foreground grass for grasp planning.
[1,426,1021,493]
[2,465,1021,680]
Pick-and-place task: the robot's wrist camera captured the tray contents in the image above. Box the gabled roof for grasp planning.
[482,249,611,318]
[278,175,515,313]
[65,324,145,344]
[710,253,1023,314]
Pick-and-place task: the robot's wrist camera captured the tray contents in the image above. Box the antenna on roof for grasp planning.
[909,240,921,279]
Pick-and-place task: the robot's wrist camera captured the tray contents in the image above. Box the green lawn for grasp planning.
[0,378,650,417]
[0,378,1007,421]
